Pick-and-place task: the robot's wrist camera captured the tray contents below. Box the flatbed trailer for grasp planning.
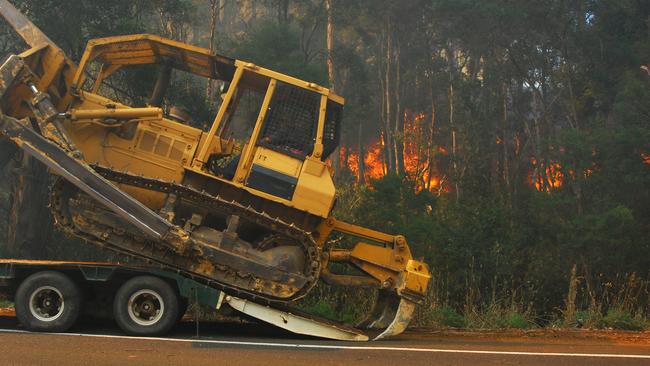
[0,258,222,336]
[0,259,369,340]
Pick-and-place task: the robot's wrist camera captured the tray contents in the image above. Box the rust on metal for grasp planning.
[0,259,123,267]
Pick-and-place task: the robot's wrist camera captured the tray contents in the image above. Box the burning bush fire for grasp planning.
[339,111,445,193]
[339,114,647,195]
[529,158,564,192]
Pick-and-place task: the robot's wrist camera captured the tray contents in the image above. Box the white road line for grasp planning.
[0,328,649,359]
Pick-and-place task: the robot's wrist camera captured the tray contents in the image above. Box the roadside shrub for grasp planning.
[574,310,604,329]
[602,308,647,331]
[506,312,534,329]
[432,307,466,328]
[465,304,536,329]
[0,299,13,308]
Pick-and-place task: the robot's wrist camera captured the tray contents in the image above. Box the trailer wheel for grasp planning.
[15,271,82,332]
[113,276,179,336]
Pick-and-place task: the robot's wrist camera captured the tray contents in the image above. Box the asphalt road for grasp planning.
[0,316,648,366]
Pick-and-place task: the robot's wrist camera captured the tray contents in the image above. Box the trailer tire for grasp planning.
[15,271,82,332]
[113,276,179,336]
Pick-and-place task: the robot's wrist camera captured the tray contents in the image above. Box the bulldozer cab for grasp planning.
[70,34,342,214]
[204,68,343,190]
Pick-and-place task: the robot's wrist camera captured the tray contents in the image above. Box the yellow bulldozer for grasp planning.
[0,0,429,340]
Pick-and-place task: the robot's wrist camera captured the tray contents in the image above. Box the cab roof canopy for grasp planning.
[77,34,236,82]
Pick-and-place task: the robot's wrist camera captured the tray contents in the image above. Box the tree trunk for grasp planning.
[342,146,350,176]
[325,0,340,175]
[501,81,511,202]
[426,81,436,191]
[0,139,18,169]
[378,37,389,176]
[383,25,394,175]
[394,35,404,176]
[205,0,220,101]
[7,153,54,259]
[277,0,289,24]
[358,124,366,185]
[325,0,336,92]
[449,68,460,201]
[251,0,257,21]
[219,0,226,24]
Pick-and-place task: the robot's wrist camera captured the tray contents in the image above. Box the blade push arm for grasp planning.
[316,217,430,304]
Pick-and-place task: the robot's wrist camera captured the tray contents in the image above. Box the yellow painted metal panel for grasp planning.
[303,157,326,176]
[292,157,335,218]
[73,34,236,86]
[251,147,302,177]
[184,166,297,208]
[403,259,432,296]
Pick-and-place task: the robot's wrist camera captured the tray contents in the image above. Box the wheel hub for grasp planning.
[29,286,64,322]
[127,289,164,326]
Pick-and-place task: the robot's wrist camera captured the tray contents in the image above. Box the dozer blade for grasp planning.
[357,290,416,340]
[223,290,414,341]
[372,298,416,340]
[223,295,369,341]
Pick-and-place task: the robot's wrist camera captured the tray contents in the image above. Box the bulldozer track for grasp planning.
[49,167,322,306]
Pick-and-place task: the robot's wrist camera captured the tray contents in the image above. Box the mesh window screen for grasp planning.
[259,82,319,158]
[322,100,342,161]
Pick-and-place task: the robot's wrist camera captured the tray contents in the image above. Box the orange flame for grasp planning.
[341,110,443,192]
[529,158,564,192]
[343,140,385,182]
[403,111,443,191]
